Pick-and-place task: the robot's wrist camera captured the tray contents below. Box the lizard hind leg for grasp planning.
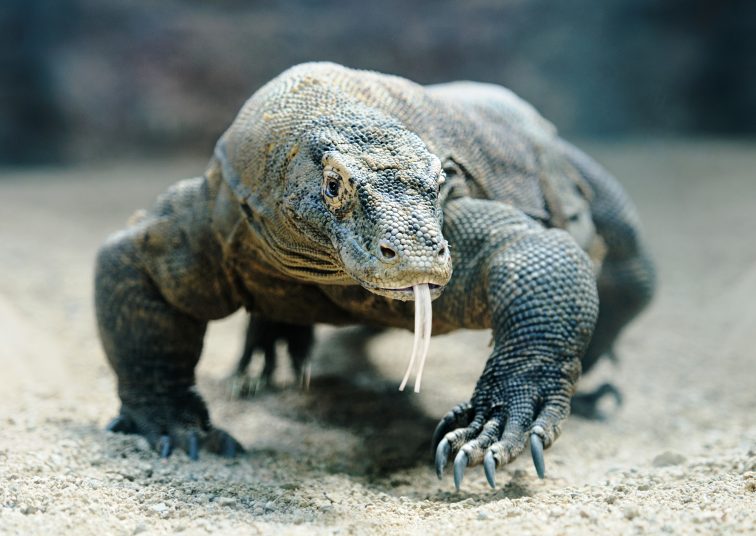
[286,323,315,391]
[558,141,656,419]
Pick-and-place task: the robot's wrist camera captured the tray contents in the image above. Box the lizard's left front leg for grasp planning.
[433,198,598,489]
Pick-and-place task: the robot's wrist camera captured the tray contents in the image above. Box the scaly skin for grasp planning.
[95,62,654,488]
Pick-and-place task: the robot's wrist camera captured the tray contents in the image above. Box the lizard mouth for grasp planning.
[362,282,445,301]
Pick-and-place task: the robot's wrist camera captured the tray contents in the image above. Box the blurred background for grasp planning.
[2,0,755,165]
[2,2,756,533]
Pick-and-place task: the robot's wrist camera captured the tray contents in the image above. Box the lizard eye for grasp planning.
[321,155,355,217]
[322,166,353,215]
[325,177,340,198]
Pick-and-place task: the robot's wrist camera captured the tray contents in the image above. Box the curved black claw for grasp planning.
[106,415,136,434]
[431,403,474,455]
[453,450,469,491]
[158,434,173,459]
[431,420,451,458]
[221,433,241,458]
[435,438,451,479]
[187,432,200,461]
[483,451,497,489]
[530,434,544,479]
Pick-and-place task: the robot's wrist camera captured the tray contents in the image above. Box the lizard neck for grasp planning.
[208,158,356,286]
[242,211,355,285]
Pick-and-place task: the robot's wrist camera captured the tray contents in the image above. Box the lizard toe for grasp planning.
[437,395,562,489]
[431,402,474,456]
[105,414,137,434]
[570,382,623,420]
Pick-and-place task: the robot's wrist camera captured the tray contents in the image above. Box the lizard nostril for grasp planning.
[437,243,447,258]
[379,242,398,262]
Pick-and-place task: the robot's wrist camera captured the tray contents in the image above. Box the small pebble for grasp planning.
[652,452,687,467]
[150,502,168,513]
[622,505,639,520]
[19,504,35,515]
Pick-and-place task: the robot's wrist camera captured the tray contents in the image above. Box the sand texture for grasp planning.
[0,141,754,534]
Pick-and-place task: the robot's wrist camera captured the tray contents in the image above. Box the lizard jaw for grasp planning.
[361,282,445,301]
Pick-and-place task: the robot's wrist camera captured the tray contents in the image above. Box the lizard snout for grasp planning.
[361,233,452,301]
[375,235,450,273]
[377,239,449,266]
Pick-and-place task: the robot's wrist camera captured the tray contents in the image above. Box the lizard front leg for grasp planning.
[95,179,243,459]
[433,198,598,489]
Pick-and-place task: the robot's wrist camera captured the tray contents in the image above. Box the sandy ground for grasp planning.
[0,140,754,535]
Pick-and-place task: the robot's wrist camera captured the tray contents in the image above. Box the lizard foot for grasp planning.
[106,390,243,460]
[433,393,565,490]
[570,382,622,420]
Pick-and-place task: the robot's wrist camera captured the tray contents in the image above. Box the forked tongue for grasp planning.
[398,284,433,393]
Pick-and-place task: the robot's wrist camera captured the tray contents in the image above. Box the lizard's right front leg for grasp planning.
[95,230,242,460]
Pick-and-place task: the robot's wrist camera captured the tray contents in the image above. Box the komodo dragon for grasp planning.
[95,62,655,490]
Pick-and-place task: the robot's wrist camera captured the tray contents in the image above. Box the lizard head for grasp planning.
[282,114,452,301]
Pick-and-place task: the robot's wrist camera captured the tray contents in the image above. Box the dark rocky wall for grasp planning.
[1,0,754,164]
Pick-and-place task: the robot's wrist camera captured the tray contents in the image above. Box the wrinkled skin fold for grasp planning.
[95,62,655,490]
